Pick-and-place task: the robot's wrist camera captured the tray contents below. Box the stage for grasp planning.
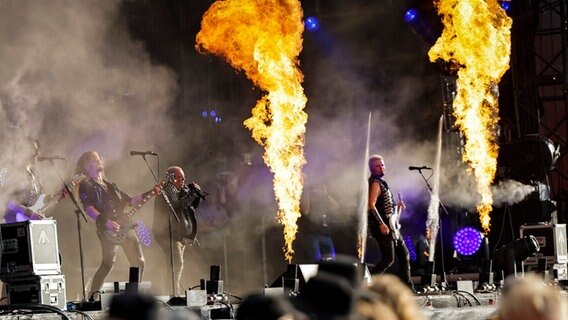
[0,293,500,320]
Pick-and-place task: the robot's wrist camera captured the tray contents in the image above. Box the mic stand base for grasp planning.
[421,273,438,289]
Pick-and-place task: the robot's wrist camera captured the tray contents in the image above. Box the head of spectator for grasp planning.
[498,273,568,320]
[318,255,364,289]
[297,270,359,319]
[236,293,299,320]
[107,292,158,320]
[367,274,425,320]
[356,289,399,320]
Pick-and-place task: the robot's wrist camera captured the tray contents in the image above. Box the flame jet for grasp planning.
[428,0,512,233]
[196,0,307,262]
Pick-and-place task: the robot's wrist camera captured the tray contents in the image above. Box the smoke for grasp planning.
[491,179,536,206]
[0,0,177,173]
[0,0,536,297]
[0,0,178,222]
[0,0,177,299]
[440,165,536,210]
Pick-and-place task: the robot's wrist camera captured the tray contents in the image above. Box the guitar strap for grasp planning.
[104,179,128,209]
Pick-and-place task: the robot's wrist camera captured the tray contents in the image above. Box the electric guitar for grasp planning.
[388,193,404,241]
[102,178,168,244]
[177,183,205,242]
[22,174,85,220]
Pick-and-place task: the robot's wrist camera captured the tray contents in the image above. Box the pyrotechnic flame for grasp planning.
[428,0,512,233]
[196,0,307,262]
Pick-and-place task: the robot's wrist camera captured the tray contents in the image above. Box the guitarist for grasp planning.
[2,137,59,222]
[75,151,161,301]
[367,154,413,290]
[152,166,201,295]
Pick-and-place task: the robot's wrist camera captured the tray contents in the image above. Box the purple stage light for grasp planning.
[305,16,320,32]
[135,221,152,247]
[404,235,417,262]
[500,1,511,12]
[453,227,482,256]
[404,8,418,23]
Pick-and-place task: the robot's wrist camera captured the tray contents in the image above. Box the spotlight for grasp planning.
[304,16,320,32]
[492,235,540,277]
[510,135,560,183]
[403,7,441,46]
[499,1,512,12]
[404,8,418,23]
[453,227,483,256]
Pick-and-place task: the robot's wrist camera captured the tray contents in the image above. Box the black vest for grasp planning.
[368,174,394,223]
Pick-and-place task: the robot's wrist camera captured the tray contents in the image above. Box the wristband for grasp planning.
[368,209,384,225]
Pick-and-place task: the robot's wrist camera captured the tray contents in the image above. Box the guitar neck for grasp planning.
[123,179,167,219]
[125,192,156,219]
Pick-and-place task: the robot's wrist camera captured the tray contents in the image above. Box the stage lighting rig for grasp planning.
[492,235,540,278]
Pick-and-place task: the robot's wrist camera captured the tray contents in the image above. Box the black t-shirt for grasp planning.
[78,177,132,221]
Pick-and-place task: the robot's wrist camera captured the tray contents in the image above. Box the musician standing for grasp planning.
[75,151,161,301]
[152,166,201,295]
[2,138,47,222]
[367,154,413,290]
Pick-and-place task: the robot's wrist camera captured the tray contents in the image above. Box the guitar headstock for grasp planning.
[71,173,87,186]
[165,172,176,184]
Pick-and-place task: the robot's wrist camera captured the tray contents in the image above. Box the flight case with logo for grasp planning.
[0,220,61,278]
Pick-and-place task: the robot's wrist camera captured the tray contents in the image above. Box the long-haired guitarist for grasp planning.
[75,150,161,301]
[367,154,414,290]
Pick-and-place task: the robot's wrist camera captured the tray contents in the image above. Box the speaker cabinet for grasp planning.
[0,220,61,278]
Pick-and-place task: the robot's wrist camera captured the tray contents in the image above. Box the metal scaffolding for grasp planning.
[508,0,568,212]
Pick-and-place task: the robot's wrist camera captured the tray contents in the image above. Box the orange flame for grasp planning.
[357,235,363,259]
[196,0,307,262]
[428,0,511,233]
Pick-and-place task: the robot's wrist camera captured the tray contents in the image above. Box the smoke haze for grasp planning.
[0,0,536,298]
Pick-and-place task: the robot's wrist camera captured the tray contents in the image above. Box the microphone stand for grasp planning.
[47,160,89,302]
[415,168,450,290]
[137,154,180,296]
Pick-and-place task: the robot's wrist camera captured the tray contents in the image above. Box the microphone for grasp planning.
[37,156,65,161]
[130,150,158,156]
[183,183,208,201]
[408,166,432,171]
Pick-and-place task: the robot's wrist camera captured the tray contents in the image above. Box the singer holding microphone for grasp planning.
[74,150,161,301]
[367,154,414,291]
[152,166,202,295]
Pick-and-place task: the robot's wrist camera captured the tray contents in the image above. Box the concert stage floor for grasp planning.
[0,292,501,320]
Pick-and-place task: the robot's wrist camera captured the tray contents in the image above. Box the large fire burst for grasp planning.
[428,0,512,233]
[196,0,307,262]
